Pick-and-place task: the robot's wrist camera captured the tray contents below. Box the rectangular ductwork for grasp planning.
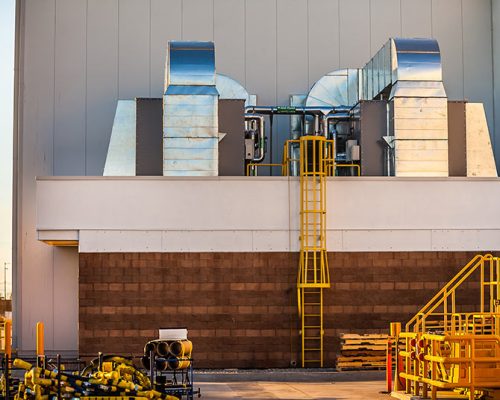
[362,38,449,176]
[163,42,219,176]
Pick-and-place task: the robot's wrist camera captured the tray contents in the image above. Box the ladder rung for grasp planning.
[305,314,321,317]
[304,348,321,351]
[303,360,321,362]
[304,337,321,340]
[304,325,321,328]
[303,303,321,306]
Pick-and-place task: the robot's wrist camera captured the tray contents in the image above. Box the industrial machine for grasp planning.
[101,39,498,369]
[104,39,497,179]
[391,254,500,400]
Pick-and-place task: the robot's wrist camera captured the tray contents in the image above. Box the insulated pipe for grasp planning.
[143,341,157,356]
[140,356,150,370]
[155,358,168,371]
[167,357,191,370]
[156,341,170,357]
[169,340,193,357]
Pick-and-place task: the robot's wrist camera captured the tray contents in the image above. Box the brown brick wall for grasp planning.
[79,251,481,368]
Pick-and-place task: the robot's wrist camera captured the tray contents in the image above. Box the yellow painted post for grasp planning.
[36,321,45,367]
[4,320,11,358]
[390,322,401,391]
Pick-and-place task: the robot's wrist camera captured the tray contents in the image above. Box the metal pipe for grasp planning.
[245,105,352,115]
[155,357,168,371]
[156,341,170,357]
[167,357,191,370]
[169,339,193,357]
[244,115,265,162]
[314,115,320,135]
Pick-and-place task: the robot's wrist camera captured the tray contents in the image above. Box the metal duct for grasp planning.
[103,100,136,176]
[362,38,448,176]
[216,73,254,106]
[163,41,219,176]
[305,69,360,108]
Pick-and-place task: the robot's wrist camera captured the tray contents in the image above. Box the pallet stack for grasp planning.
[336,333,388,371]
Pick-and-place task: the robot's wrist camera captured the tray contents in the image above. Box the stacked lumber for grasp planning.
[336,333,388,371]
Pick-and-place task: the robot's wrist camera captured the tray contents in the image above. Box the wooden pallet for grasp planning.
[337,333,389,371]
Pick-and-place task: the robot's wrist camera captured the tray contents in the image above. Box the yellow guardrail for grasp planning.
[393,255,500,400]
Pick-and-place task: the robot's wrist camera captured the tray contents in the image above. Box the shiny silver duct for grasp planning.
[361,38,448,176]
[306,69,360,108]
[216,73,256,106]
[163,41,219,176]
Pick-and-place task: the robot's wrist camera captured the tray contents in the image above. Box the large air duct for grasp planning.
[163,41,219,176]
[361,38,448,176]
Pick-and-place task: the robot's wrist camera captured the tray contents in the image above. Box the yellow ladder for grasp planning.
[297,136,332,367]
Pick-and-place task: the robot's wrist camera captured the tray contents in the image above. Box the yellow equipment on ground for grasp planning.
[392,254,500,400]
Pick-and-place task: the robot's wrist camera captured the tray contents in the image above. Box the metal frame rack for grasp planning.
[147,351,199,400]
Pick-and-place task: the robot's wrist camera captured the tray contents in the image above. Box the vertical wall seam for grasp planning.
[490,0,497,154]
[52,0,56,175]
[244,0,247,88]
[369,0,372,55]
[338,0,341,68]
[117,0,120,99]
[181,0,183,40]
[212,0,215,41]
[85,0,88,175]
[430,0,433,37]
[399,0,402,36]
[306,0,310,89]
[460,0,465,99]
[149,0,152,97]
[275,0,278,105]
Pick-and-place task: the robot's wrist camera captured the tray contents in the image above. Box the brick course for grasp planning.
[79,251,480,368]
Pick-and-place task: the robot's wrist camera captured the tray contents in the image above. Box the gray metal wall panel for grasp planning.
[431,0,464,100]
[307,0,340,87]
[494,0,500,158]
[19,0,57,351]
[150,0,182,97]
[401,0,431,37]
[54,0,86,175]
[214,0,245,85]
[245,0,277,166]
[276,0,308,164]
[339,0,371,68]
[447,101,467,177]
[136,98,163,176]
[462,0,494,141]
[370,0,401,54]
[354,101,386,176]
[245,0,276,105]
[218,99,245,176]
[118,0,150,99]
[86,0,119,175]
[53,247,78,351]
[182,0,214,41]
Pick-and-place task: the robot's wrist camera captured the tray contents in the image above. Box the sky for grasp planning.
[0,0,15,299]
